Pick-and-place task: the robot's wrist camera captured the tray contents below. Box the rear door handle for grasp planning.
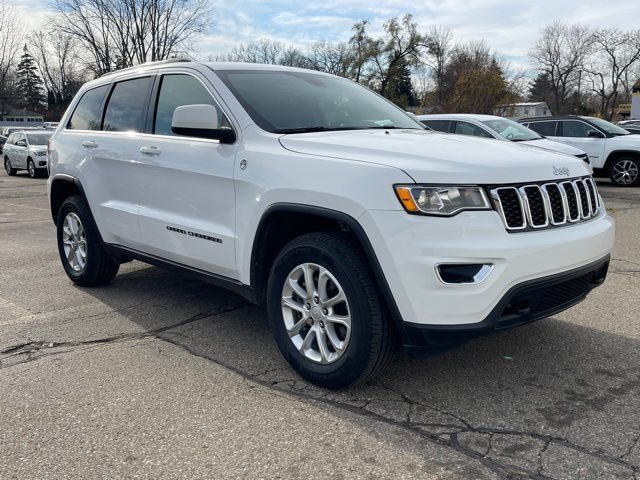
[139,146,161,156]
[81,140,98,149]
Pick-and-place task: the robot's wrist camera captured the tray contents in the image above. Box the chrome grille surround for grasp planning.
[490,177,600,232]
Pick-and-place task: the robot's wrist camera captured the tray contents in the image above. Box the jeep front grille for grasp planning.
[490,177,600,232]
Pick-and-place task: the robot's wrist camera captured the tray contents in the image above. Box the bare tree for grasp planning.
[0,0,23,100]
[422,25,454,108]
[305,41,351,76]
[530,22,594,114]
[584,28,640,119]
[52,0,211,76]
[30,31,79,100]
[218,39,306,67]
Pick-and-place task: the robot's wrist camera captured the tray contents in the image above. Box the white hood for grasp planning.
[279,129,591,184]
[518,138,586,157]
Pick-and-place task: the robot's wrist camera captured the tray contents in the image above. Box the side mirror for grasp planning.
[587,130,604,138]
[171,104,236,143]
[16,140,26,147]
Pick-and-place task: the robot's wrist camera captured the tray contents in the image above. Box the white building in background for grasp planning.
[495,102,551,120]
[0,107,44,125]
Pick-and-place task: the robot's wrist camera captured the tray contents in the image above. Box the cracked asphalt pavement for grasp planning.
[1,173,639,479]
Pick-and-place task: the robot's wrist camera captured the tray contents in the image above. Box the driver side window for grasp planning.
[562,121,592,138]
[454,121,493,138]
[153,74,230,136]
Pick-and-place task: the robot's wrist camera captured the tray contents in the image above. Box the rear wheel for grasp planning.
[4,157,16,176]
[609,157,639,186]
[267,232,395,389]
[56,195,119,286]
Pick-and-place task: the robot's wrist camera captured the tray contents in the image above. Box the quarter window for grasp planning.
[103,77,153,132]
[528,121,557,136]
[154,74,229,136]
[67,85,109,131]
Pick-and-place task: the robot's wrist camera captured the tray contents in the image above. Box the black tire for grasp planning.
[56,195,119,286]
[267,231,395,389]
[609,157,640,187]
[27,158,38,178]
[4,157,16,176]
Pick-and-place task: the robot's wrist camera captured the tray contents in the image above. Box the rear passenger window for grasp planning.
[103,77,153,132]
[67,85,109,131]
[153,74,229,136]
[528,121,557,136]
[422,120,450,133]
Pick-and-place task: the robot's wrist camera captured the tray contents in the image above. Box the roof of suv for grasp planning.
[97,60,332,83]
[417,114,502,121]
[520,115,589,122]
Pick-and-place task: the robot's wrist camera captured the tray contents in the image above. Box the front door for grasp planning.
[135,71,238,278]
[14,133,28,168]
[552,120,607,169]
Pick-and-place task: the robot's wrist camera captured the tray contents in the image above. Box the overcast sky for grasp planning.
[17,0,640,71]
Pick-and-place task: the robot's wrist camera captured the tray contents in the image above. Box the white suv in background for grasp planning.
[520,115,640,186]
[419,114,590,165]
[4,130,52,178]
[47,61,614,388]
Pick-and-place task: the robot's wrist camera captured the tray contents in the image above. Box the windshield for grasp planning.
[586,117,630,136]
[26,133,52,146]
[214,70,424,133]
[481,118,541,141]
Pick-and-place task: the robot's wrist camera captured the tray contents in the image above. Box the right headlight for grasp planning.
[394,185,492,216]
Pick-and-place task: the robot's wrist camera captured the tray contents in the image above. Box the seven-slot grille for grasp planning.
[490,177,600,232]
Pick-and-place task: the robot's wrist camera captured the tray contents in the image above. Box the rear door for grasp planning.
[134,70,238,278]
[62,75,154,247]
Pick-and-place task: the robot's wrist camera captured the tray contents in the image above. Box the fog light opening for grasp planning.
[436,263,494,285]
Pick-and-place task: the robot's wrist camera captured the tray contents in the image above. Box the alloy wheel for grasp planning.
[612,159,639,185]
[281,262,352,364]
[4,158,10,175]
[62,212,87,273]
[28,160,36,178]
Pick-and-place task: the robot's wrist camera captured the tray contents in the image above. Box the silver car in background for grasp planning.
[3,130,52,178]
[418,113,591,166]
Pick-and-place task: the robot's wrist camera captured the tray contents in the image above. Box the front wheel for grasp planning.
[4,157,16,176]
[56,195,119,286]
[609,157,639,186]
[27,158,37,178]
[267,232,395,389]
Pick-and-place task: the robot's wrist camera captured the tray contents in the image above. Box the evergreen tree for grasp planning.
[385,59,417,108]
[528,73,554,105]
[16,45,46,110]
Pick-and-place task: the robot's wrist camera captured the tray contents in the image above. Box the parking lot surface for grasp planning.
[1,173,639,479]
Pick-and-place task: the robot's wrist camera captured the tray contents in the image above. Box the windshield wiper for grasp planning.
[273,126,359,134]
[273,125,411,134]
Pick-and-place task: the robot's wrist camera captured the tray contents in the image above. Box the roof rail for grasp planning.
[100,58,193,78]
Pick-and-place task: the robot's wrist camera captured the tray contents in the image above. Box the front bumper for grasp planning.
[359,207,615,344]
[401,256,609,351]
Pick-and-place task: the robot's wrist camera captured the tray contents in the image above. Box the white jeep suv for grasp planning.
[47,61,615,388]
[520,115,640,186]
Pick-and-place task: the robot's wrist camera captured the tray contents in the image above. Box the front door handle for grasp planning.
[140,146,161,156]
[81,140,98,149]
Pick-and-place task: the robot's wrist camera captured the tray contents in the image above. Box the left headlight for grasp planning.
[394,185,492,216]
